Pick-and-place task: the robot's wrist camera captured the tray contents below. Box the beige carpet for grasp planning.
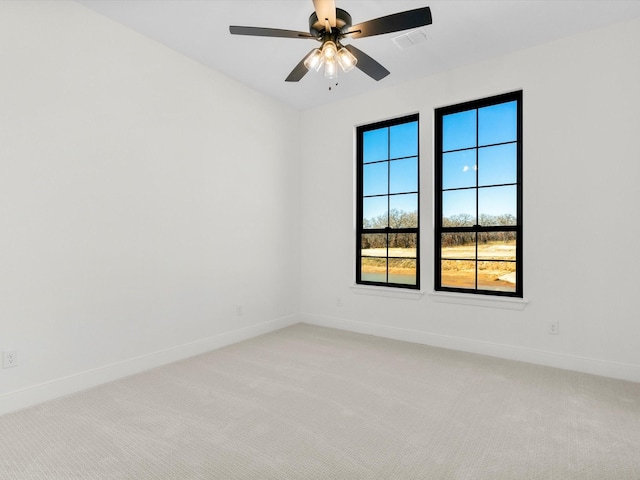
[1,323,639,479]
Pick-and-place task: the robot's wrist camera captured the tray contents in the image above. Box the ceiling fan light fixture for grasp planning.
[230,2,433,84]
[304,48,324,71]
[336,46,357,72]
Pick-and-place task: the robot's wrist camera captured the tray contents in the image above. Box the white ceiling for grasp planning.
[77,0,640,110]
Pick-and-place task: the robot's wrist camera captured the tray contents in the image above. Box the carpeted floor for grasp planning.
[1,323,639,479]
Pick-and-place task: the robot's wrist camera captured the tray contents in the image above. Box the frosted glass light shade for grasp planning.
[304,48,324,72]
[337,47,357,72]
[322,41,337,59]
[324,57,338,79]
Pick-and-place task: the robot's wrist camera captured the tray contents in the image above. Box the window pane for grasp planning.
[441,232,476,259]
[478,185,517,222]
[478,261,516,293]
[363,196,387,228]
[442,189,475,225]
[389,232,417,257]
[443,110,476,151]
[389,258,416,285]
[390,121,418,159]
[441,260,476,289]
[361,233,386,255]
[390,157,417,194]
[478,143,517,186]
[478,101,517,146]
[442,150,476,190]
[478,232,517,260]
[361,258,387,283]
[361,233,387,284]
[363,162,388,196]
[363,128,388,163]
[389,193,418,227]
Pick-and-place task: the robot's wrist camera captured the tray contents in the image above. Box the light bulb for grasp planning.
[304,48,324,72]
[337,47,357,72]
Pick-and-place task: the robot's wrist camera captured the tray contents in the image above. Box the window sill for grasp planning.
[350,284,425,300]
[428,291,529,310]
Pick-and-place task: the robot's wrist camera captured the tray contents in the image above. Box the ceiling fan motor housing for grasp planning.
[309,8,352,38]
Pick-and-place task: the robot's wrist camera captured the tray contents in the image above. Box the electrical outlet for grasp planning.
[235,305,243,316]
[547,321,559,335]
[336,297,343,307]
[3,350,18,368]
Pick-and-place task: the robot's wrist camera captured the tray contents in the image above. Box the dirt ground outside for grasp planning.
[360,242,516,291]
[441,241,516,291]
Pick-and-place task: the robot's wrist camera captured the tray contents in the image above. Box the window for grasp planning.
[356,114,419,289]
[435,91,522,297]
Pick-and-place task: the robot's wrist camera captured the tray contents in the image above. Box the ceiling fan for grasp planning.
[229,0,432,82]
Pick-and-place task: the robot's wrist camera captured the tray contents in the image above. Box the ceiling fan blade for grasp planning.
[229,26,314,39]
[312,0,337,28]
[285,52,313,82]
[343,44,390,81]
[346,7,432,39]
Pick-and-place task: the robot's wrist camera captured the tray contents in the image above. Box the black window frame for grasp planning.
[434,91,523,297]
[356,113,420,290]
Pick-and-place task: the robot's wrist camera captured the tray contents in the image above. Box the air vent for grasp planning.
[392,29,428,50]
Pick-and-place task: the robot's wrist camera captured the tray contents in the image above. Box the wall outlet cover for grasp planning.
[3,350,18,368]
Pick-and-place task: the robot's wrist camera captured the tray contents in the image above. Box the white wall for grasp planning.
[299,17,640,382]
[0,1,300,414]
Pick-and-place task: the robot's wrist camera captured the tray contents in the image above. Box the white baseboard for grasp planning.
[300,312,640,383]
[0,314,299,416]
[4,312,637,417]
